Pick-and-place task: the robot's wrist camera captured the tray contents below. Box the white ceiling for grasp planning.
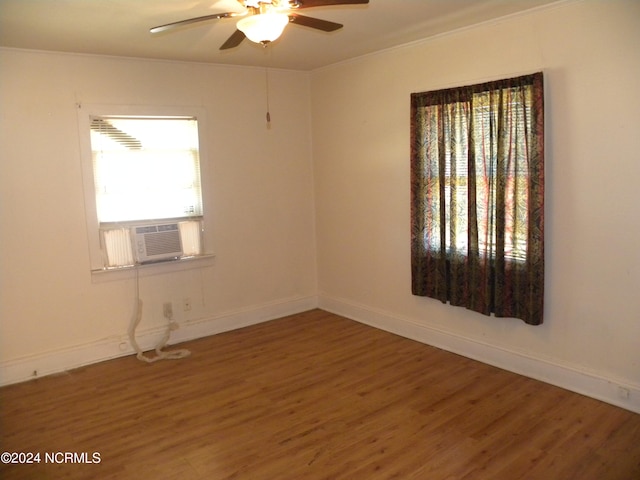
[0,0,561,70]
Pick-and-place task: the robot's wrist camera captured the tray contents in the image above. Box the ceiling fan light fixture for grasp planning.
[237,12,289,45]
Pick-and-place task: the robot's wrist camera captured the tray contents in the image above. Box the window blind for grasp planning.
[90,116,203,223]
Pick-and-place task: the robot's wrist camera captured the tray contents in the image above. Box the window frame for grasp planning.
[78,104,213,273]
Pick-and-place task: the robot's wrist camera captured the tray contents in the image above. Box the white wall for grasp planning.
[312,0,640,412]
[0,51,318,380]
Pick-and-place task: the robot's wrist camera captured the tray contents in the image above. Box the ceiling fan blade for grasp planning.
[293,0,369,8]
[220,29,247,50]
[288,13,342,32]
[150,12,240,34]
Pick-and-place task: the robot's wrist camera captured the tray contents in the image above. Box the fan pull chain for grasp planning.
[265,66,271,125]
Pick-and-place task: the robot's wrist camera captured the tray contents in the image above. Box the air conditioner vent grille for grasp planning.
[144,230,181,256]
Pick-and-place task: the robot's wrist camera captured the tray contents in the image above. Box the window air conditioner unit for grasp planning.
[131,223,183,263]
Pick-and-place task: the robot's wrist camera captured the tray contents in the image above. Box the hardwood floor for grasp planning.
[1,309,638,479]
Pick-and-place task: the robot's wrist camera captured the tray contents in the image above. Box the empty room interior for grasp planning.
[1,0,639,478]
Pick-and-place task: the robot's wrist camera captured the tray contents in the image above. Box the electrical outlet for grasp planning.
[617,386,630,400]
[183,298,192,312]
[163,302,173,318]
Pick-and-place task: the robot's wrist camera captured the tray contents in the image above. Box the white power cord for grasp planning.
[128,266,191,363]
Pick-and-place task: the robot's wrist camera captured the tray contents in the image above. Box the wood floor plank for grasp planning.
[1,309,638,479]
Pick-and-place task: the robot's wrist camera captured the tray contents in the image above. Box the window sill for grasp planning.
[90,254,216,283]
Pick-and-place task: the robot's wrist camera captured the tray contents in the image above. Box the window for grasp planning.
[434,93,530,262]
[79,105,210,271]
[410,73,544,325]
[90,117,202,223]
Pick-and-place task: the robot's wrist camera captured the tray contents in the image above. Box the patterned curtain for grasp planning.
[410,73,544,325]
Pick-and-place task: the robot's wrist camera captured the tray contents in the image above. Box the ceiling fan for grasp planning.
[150,0,370,49]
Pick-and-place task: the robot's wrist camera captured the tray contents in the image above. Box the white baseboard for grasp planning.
[318,295,640,414]
[0,295,318,387]
[4,294,638,414]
